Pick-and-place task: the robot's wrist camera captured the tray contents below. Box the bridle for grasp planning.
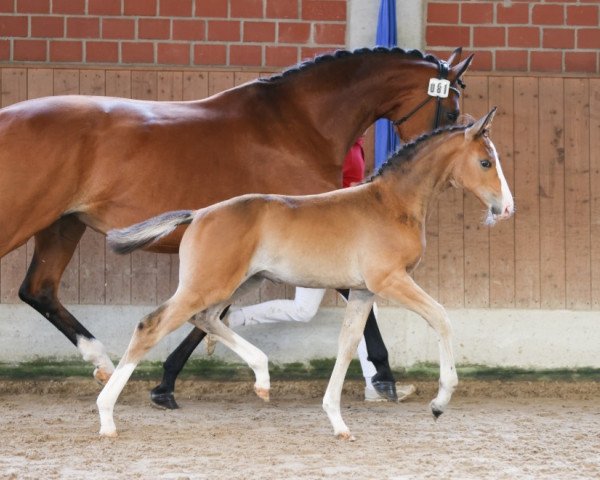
[393,60,466,131]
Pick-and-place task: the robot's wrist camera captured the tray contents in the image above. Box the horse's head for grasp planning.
[393,48,474,142]
[450,108,514,224]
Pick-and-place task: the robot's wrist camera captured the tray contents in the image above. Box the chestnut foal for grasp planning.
[100,108,513,439]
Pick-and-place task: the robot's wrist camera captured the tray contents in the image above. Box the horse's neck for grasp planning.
[378,134,460,221]
[266,56,419,160]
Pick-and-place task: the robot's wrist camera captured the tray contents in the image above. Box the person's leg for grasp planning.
[228,287,326,326]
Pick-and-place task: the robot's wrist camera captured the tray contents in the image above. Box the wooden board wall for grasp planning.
[0,68,598,311]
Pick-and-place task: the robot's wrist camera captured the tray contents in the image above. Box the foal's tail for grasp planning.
[107,210,195,254]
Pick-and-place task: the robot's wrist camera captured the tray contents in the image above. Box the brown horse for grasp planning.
[0,47,472,403]
[99,108,513,439]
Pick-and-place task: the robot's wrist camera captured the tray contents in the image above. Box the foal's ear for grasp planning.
[447,47,462,66]
[465,107,497,140]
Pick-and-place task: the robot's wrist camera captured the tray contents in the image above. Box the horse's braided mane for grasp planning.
[260,47,440,83]
[367,123,473,182]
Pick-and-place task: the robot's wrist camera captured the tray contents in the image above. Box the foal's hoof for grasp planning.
[430,401,444,420]
[336,432,356,442]
[371,380,398,402]
[93,367,112,385]
[254,386,270,402]
[150,387,180,410]
[99,427,118,438]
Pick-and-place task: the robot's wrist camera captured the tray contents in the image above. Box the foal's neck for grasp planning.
[376,132,463,221]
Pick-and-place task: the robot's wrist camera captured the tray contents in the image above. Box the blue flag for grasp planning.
[374,0,400,170]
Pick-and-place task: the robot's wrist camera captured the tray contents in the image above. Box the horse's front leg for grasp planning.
[375,272,457,418]
[322,289,374,440]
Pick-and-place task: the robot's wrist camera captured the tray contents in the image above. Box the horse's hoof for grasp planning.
[336,432,356,442]
[99,428,118,438]
[254,386,270,402]
[150,388,180,410]
[430,401,444,420]
[371,380,398,402]
[93,367,112,385]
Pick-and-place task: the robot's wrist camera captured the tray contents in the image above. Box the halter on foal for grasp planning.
[100,108,513,439]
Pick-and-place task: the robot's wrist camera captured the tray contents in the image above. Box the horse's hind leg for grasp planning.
[97,295,201,437]
[18,215,115,383]
[322,289,374,440]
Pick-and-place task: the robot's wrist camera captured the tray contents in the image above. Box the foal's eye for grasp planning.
[480,159,492,169]
[447,111,459,122]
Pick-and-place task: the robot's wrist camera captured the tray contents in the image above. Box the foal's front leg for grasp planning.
[376,272,458,418]
[322,289,374,440]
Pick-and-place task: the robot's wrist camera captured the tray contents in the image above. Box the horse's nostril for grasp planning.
[491,205,501,215]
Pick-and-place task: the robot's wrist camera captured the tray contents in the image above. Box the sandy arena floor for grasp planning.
[0,379,599,480]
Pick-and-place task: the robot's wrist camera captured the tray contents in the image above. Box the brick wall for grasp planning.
[426,0,599,73]
[0,0,347,67]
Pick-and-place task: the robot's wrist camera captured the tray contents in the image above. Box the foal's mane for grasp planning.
[260,47,440,83]
[368,124,471,182]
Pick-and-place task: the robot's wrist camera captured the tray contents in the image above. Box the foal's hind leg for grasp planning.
[322,290,374,440]
[97,295,201,437]
[18,215,115,383]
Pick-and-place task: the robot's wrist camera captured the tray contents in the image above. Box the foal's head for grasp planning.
[450,108,514,224]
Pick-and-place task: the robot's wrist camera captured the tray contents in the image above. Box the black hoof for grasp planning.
[371,380,398,402]
[432,408,444,419]
[150,386,180,410]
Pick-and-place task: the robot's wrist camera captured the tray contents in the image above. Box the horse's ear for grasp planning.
[447,47,462,67]
[465,107,497,140]
[450,53,474,82]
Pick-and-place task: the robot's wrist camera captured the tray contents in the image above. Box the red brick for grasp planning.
[17,0,48,13]
[469,50,492,71]
[530,51,562,72]
[578,28,600,49]
[565,51,596,72]
[230,44,261,66]
[139,18,170,39]
[102,18,135,39]
[427,2,459,24]
[495,50,528,71]
[426,26,470,47]
[52,0,84,14]
[266,0,297,19]
[86,41,119,62]
[195,0,227,17]
[14,39,46,61]
[207,20,240,41]
[0,0,13,12]
[67,17,99,38]
[121,42,154,63]
[278,21,310,43]
[124,0,156,16]
[543,28,574,49]
[301,46,333,60]
[302,1,345,21]
[473,27,505,47]
[243,21,275,42]
[49,40,81,62]
[89,0,121,15]
[0,39,9,60]
[532,5,564,25]
[160,0,192,16]
[157,42,190,65]
[231,0,262,18]
[265,45,297,66]
[496,3,529,24]
[508,27,539,47]
[567,5,598,26]
[0,15,28,36]
[461,2,493,24]
[173,19,205,40]
[193,43,226,65]
[31,16,63,37]
[314,23,345,45]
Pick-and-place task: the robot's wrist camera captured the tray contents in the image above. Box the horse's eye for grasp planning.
[480,159,492,169]
[447,111,459,122]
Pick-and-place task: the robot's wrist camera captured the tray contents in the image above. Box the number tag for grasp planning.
[428,78,451,98]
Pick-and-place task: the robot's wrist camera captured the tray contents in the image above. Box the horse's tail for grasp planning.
[107,210,195,254]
